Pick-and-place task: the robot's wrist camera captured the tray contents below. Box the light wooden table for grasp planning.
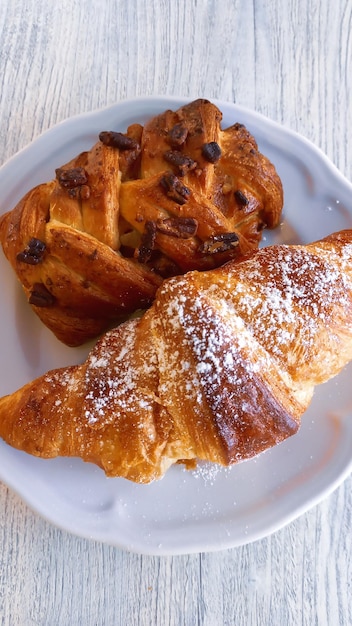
[1,1,351,624]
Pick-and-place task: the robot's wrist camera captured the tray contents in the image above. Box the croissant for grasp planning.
[0,99,283,346]
[1,230,352,484]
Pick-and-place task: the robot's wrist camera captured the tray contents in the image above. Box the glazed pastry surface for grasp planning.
[0,231,351,483]
[0,99,283,345]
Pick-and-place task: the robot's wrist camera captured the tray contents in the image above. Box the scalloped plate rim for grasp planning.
[1,96,352,555]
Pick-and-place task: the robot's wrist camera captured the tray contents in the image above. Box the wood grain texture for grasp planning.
[1,0,352,624]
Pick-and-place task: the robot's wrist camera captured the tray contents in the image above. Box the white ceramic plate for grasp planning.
[1,96,352,556]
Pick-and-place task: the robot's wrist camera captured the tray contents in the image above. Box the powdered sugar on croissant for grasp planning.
[1,230,352,483]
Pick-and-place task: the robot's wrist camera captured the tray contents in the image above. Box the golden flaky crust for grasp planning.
[1,230,352,483]
[0,99,283,346]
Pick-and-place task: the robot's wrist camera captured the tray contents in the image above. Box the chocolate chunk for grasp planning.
[160,172,191,205]
[163,150,197,176]
[99,131,138,150]
[16,238,46,265]
[167,123,189,147]
[136,221,157,264]
[201,142,222,163]
[156,217,198,239]
[199,232,239,254]
[234,190,249,206]
[56,167,88,189]
[29,283,56,307]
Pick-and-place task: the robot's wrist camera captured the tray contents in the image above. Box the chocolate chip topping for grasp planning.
[159,172,191,205]
[199,232,239,254]
[16,238,46,265]
[201,141,222,163]
[56,167,88,189]
[156,217,198,239]
[167,123,189,147]
[99,131,138,150]
[234,190,249,206]
[29,283,56,307]
[136,220,157,264]
[163,150,197,176]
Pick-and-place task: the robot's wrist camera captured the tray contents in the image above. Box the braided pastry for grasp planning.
[0,230,351,483]
[0,99,283,346]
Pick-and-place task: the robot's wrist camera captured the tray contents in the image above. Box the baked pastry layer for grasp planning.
[0,99,283,345]
[0,230,351,483]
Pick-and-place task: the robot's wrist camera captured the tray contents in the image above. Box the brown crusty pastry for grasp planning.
[0,230,352,484]
[0,99,283,346]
